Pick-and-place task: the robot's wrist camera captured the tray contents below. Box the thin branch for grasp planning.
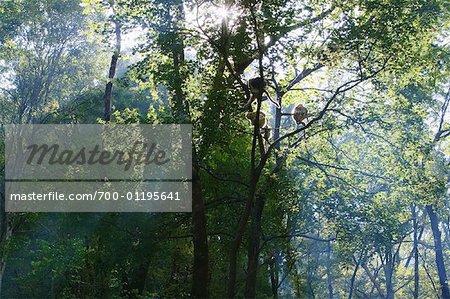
[266,62,388,158]
[296,156,390,180]
[263,233,335,243]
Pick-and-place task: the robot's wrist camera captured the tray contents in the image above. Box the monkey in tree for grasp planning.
[290,103,308,147]
[246,111,271,142]
[246,111,267,128]
[245,77,280,110]
[292,103,308,126]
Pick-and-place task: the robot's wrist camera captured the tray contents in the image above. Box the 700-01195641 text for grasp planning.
[9,191,182,201]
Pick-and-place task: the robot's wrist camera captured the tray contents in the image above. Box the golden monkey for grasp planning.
[245,77,280,109]
[246,112,271,142]
[292,104,308,125]
[246,111,267,128]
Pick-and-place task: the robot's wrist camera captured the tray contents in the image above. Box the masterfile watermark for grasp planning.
[26,141,170,171]
[5,124,192,212]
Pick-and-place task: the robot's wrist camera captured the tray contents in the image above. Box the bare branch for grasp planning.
[266,63,388,158]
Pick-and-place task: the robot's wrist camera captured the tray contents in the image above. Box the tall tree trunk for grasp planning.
[0,186,9,297]
[226,114,267,297]
[361,263,384,297]
[167,1,209,296]
[269,98,284,299]
[384,250,394,299]
[426,204,450,299]
[269,251,280,299]
[243,82,285,298]
[191,161,209,298]
[0,134,15,299]
[348,254,362,299]
[348,264,358,299]
[326,242,334,299]
[272,96,282,145]
[227,83,265,297]
[412,205,419,299]
[226,176,259,298]
[244,195,265,298]
[103,4,121,122]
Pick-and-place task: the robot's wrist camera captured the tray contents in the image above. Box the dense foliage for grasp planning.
[1,0,450,298]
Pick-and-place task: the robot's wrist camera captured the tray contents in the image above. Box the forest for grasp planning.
[1,0,450,298]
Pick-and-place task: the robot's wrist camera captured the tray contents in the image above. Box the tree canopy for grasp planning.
[1,0,450,298]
